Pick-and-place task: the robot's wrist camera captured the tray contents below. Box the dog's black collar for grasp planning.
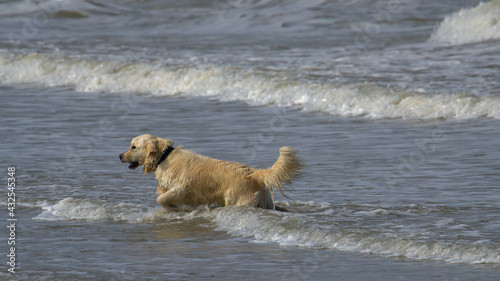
[156,146,174,168]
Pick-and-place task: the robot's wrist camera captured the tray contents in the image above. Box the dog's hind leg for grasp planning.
[256,189,288,212]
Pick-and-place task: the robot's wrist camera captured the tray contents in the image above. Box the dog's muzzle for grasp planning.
[119,154,140,170]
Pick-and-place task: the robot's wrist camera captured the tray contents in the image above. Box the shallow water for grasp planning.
[1,0,500,280]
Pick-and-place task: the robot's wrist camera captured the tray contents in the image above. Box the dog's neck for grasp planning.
[156,146,175,168]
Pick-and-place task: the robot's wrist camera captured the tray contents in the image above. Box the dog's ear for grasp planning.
[143,139,159,174]
[143,138,174,174]
[156,138,174,152]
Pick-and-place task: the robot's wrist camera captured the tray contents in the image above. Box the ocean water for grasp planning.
[1,0,500,280]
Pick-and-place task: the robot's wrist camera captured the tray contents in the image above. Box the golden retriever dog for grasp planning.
[119,134,303,211]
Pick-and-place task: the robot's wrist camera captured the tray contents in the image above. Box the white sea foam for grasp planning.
[32,198,500,265]
[34,197,165,223]
[1,51,499,120]
[210,206,500,265]
[430,0,500,45]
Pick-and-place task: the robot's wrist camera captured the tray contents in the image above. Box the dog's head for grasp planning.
[119,134,174,174]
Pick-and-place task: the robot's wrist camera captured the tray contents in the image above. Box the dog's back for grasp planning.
[156,147,255,205]
[155,145,303,211]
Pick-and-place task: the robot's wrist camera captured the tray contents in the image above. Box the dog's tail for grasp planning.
[251,147,303,204]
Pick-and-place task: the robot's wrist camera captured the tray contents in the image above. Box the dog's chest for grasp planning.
[155,184,168,195]
[155,172,184,191]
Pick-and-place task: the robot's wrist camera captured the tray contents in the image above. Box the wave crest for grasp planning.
[430,1,500,45]
[1,51,499,120]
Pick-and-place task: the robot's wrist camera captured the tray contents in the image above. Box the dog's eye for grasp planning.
[131,146,137,150]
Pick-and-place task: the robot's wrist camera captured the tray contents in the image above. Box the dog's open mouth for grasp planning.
[128,162,140,170]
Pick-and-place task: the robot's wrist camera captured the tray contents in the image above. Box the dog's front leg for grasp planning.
[157,188,184,210]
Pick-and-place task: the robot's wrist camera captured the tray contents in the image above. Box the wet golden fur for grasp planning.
[119,134,303,211]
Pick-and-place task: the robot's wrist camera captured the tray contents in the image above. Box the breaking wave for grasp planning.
[32,197,500,265]
[1,51,499,120]
[430,0,500,45]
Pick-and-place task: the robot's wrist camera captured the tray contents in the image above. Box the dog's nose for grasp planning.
[119,154,123,160]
